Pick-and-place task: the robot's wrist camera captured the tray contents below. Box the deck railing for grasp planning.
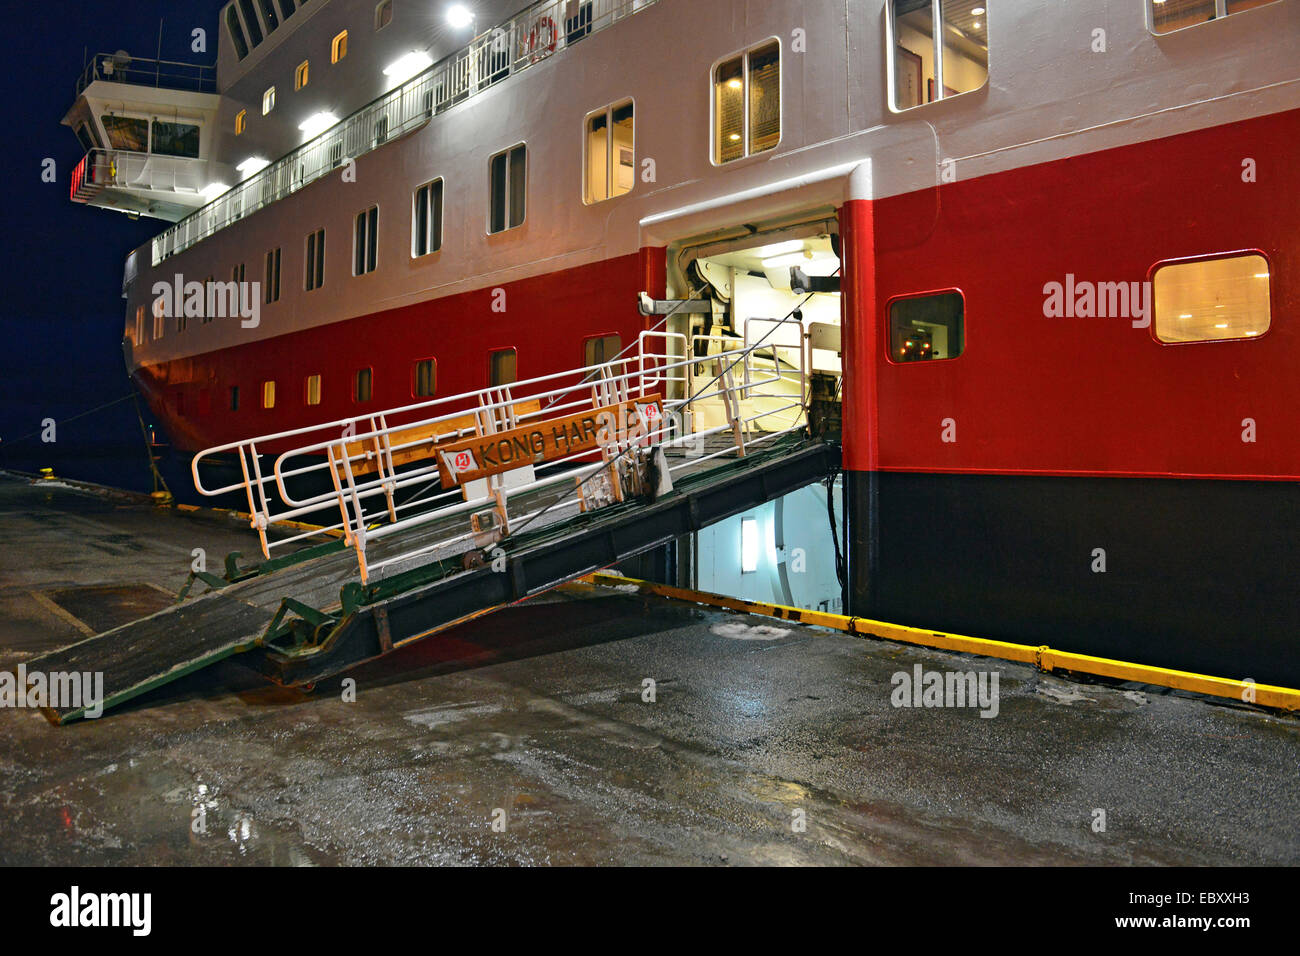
[76,53,216,97]
[151,0,658,266]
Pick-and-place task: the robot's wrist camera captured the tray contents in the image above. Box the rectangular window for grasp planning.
[713,40,780,164]
[488,144,527,234]
[202,276,215,323]
[264,247,281,303]
[1152,253,1271,344]
[489,348,517,386]
[152,120,200,158]
[888,290,965,361]
[263,86,275,115]
[584,101,634,204]
[375,0,393,30]
[227,7,250,59]
[566,1,593,44]
[414,359,436,398]
[295,60,309,90]
[230,385,240,411]
[305,228,325,291]
[374,115,389,146]
[262,380,276,409]
[584,334,621,367]
[238,0,264,46]
[153,298,166,340]
[101,115,148,152]
[889,0,988,111]
[354,206,378,275]
[332,30,348,63]
[233,262,246,285]
[235,109,247,135]
[412,179,444,256]
[134,305,144,345]
[354,367,373,403]
[258,0,279,32]
[1149,0,1278,34]
[305,374,322,406]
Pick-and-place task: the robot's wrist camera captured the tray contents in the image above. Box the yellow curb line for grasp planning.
[585,573,1300,713]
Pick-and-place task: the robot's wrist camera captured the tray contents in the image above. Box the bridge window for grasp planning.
[258,0,279,32]
[226,6,250,59]
[235,109,247,135]
[488,144,527,234]
[101,115,148,152]
[305,374,322,406]
[278,0,295,19]
[583,334,621,366]
[713,40,780,164]
[584,101,634,204]
[152,120,200,158]
[888,290,965,362]
[412,179,444,257]
[414,359,437,398]
[332,30,349,64]
[375,0,393,30]
[263,86,275,115]
[305,228,325,291]
[264,247,281,303]
[1152,253,1271,343]
[354,206,378,275]
[889,0,988,111]
[238,0,264,46]
[1149,0,1279,34]
[295,60,309,90]
[262,380,276,409]
[489,348,517,386]
[354,368,373,403]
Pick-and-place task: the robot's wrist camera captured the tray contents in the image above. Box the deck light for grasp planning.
[298,112,340,136]
[384,51,434,82]
[447,5,473,29]
[202,182,231,199]
[236,157,270,176]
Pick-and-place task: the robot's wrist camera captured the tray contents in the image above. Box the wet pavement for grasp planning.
[1,472,1298,865]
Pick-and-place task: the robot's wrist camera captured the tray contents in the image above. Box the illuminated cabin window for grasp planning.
[295,60,309,90]
[134,305,145,345]
[489,348,517,386]
[488,144,527,234]
[888,291,965,362]
[153,297,166,340]
[354,368,373,403]
[354,207,378,275]
[1149,0,1279,35]
[889,0,988,111]
[305,374,322,406]
[414,359,437,398]
[713,40,780,164]
[262,381,276,409]
[305,228,325,291]
[584,101,634,204]
[375,0,393,30]
[262,86,275,115]
[583,334,621,367]
[226,6,250,59]
[332,31,349,64]
[412,179,444,257]
[264,247,281,303]
[235,109,247,135]
[1152,253,1271,343]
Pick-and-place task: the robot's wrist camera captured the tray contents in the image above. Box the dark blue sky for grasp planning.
[2,0,217,488]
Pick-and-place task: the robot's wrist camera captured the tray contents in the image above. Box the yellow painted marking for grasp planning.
[588,573,1300,712]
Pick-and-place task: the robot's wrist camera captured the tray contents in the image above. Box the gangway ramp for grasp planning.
[19,326,841,722]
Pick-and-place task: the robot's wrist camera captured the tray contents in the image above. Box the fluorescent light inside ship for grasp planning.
[741,518,759,573]
[384,51,434,83]
[298,112,340,136]
[236,157,270,176]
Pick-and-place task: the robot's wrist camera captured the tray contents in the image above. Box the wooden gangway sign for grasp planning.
[436,396,663,489]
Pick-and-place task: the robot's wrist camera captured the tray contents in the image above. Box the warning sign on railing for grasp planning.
[437,396,662,489]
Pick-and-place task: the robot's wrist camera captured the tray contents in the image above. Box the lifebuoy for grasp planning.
[527,17,557,62]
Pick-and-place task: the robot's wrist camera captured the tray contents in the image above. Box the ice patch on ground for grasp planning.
[710,621,790,641]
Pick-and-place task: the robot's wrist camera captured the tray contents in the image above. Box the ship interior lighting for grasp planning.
[446,5,474,29]
[741,518,759,574]
[762,251,815,269]
[299,111,340,136]
[757,240,805,258]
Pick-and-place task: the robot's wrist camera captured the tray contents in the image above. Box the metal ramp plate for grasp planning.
[11,595,275,724]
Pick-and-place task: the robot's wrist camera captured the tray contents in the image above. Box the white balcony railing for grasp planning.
[151,0,658,266]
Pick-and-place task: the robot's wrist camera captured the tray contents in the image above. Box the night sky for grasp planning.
[2,0,216,491]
